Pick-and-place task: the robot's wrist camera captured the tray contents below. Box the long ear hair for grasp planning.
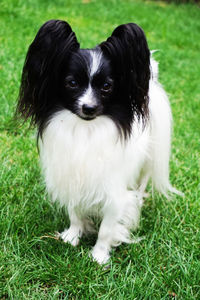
[16,20,79,128]
[100,23,150,127]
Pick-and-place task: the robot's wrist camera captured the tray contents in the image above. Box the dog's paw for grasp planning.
[59,227,82,246]
[91,247,110,265]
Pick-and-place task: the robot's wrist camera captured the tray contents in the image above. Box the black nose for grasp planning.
[82,104,97,115]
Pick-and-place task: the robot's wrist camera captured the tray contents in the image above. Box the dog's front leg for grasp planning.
[91,216,115,264]
[59,208,83,246]
[91,190,142,264]
[91,198,123,265]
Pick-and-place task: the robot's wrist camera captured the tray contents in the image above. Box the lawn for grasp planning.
[0,0,200,298]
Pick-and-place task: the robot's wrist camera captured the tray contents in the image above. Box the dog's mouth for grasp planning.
[81,115,97,121]
[78,113,97,121]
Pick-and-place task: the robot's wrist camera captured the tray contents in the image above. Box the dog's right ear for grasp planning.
[16,20,79,125]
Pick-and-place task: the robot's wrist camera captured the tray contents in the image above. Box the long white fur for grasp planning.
[39,56,179,264]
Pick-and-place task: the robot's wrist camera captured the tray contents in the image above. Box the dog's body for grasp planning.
[17,20,181,264]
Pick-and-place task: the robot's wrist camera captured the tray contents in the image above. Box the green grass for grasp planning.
[0,0,200,298]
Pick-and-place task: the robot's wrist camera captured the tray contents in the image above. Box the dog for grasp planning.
[17,20,181,264]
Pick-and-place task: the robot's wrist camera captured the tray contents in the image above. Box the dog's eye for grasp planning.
[65,78,78,89]
[102,82,112,92]
[68,80,77,88]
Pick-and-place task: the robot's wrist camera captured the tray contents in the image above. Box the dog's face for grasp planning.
[61,49,114,120]
[17,20,150,138]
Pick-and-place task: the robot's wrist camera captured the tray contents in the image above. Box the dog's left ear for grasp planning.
[100,23,150,119]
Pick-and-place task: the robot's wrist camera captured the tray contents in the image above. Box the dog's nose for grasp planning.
[82,104,97,115]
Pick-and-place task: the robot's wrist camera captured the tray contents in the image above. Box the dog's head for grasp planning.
[17,20,150,137]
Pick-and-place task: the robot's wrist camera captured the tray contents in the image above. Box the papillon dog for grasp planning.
[17,20,181,264]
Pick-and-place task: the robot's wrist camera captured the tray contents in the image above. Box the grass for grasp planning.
[0,0,200,298]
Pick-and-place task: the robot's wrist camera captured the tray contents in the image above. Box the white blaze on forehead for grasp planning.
[89,50,102,76]
[77,50,102,110]
[78,84,97,106]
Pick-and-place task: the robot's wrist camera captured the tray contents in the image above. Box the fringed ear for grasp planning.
[16,19,79,125]
[100,23,150,121]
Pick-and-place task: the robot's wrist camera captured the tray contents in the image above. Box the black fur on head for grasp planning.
[16,20,79,132]
[100,23,150,135]
[16,20,150,139]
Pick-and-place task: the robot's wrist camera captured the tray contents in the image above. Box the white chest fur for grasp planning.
[39,110,150,210]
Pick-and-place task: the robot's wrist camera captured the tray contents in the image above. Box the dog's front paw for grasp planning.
[59,226,82,246]
[91,247,110,265]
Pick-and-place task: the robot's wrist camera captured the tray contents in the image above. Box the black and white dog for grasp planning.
[17,20,181,264]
